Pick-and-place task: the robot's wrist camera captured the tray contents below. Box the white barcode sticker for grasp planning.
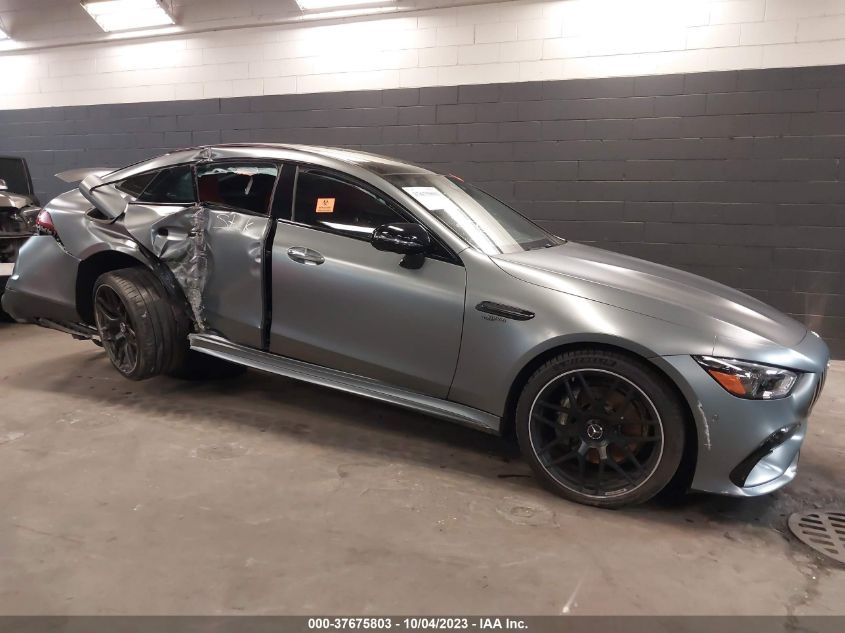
[402,186,460,213]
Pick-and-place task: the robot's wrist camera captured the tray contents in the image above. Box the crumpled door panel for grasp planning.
[200,208,268,348]
[124,203,267,348]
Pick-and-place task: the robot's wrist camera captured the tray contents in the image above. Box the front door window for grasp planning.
[292,169,405,238]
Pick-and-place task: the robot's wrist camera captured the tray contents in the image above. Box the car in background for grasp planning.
[0,156,39,307]
[0,144,830,508]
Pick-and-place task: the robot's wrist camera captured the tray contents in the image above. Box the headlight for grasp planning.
[693,356,799,400]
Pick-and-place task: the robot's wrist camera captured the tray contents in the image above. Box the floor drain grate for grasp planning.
[789,511,845,564]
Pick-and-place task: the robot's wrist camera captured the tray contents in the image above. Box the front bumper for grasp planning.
[1,235,81,323]
[659,332,829,497]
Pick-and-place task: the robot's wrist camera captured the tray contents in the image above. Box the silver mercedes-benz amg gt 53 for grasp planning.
[2,144,829,507]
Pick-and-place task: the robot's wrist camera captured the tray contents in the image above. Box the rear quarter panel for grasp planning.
[4,188,154,324]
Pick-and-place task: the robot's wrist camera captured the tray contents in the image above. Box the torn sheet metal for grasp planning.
[160,206,210,331]
[124,202,268,347]
[125,203,211,330]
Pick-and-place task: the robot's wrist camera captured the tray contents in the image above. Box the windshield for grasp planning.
[386,173,562,255]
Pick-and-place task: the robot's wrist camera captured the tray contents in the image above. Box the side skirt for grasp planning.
[189,333,501,434]
[36,318,100,341]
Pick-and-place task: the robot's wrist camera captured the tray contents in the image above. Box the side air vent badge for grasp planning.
[476,301,535,321]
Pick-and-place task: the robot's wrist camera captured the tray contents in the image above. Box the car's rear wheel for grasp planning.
[93,268,187,380]
[94,267,245,381]
[515,349,686,508]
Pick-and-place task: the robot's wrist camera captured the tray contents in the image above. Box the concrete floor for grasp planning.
[0,321,843,615]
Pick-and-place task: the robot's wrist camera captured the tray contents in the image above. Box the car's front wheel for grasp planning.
[515,349,687,508]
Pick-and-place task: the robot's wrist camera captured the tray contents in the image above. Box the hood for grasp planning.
[492,242,807,348]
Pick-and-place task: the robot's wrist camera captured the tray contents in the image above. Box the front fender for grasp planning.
[448,250,716,418]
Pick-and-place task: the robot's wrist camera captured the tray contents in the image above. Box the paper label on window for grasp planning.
[402,187,456,212]
[315,198,335,213]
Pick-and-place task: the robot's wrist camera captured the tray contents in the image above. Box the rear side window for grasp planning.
[197,162,279,215]
[116,171,156,197]
[292,169,404,238]
[136,165,196,204]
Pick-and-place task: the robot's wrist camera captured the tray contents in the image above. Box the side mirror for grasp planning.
[0,179,7,191]
[371,222,431,269]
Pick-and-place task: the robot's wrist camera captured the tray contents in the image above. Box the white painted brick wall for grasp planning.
[686,24,742,49]
[475,22,518,44]
[710,1,766,25]
[797,13,845,42]
[3,0,845,109]
[740,20,798,46]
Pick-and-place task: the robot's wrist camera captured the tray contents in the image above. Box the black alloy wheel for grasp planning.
[92,266,245,381]
[527,368,664,499]
[516,349,687,508]
[94,284,140,375]
[92,267,191,381]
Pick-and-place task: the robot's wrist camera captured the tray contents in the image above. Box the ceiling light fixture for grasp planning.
[0,22,9,40]
[296,0,395,11]
[298,6,398,21]
[81,0,175,33]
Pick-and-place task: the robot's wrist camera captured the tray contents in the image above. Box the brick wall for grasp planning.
[0,64,843,356]
[7,0,845,110]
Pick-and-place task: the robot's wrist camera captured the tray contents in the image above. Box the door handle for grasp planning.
[287,246,325,266]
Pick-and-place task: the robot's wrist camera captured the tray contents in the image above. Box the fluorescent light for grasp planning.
[104,25,182,41]
[81,0,175,33]
[296,0,394,11]
[299,6,397,21]
[0,25,9,40]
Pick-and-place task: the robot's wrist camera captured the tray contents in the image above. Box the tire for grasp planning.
[93,267,246,381]
[93,267,188,381]
[515,348,687,509]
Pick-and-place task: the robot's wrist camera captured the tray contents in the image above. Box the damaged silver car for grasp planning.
[0,156,40,305]
[2,144,830,508]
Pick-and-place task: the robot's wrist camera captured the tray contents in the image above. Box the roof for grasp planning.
[211,143,435,176]
[105,143,436,185]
